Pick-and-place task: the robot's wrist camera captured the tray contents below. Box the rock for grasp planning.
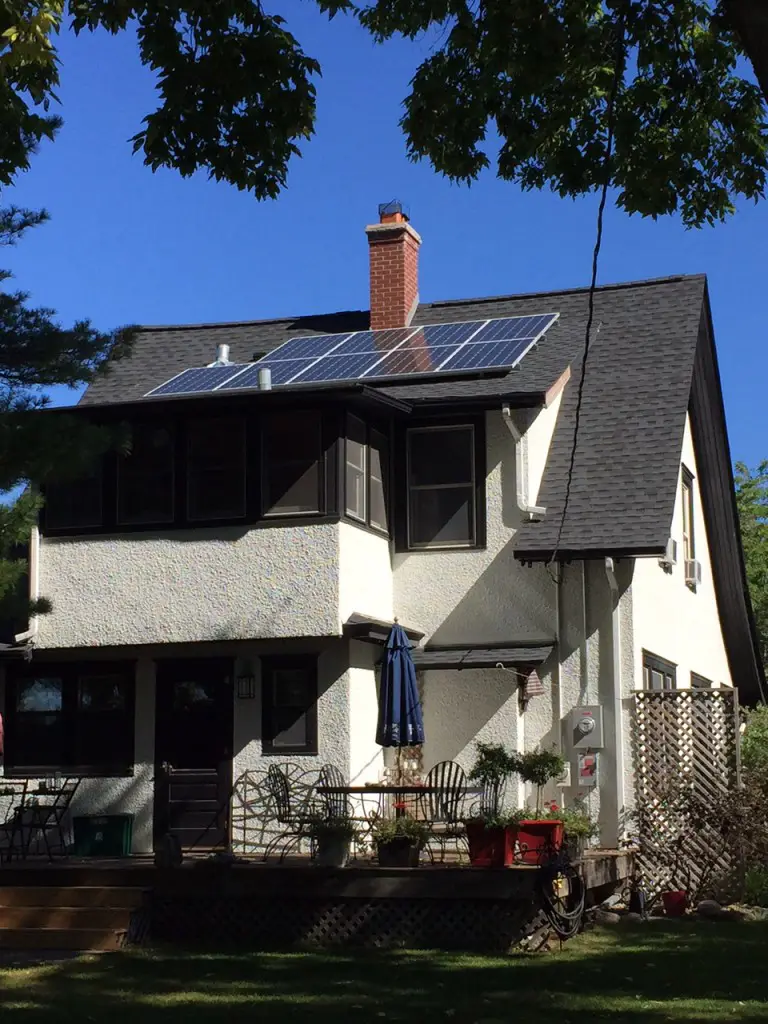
[622,912,645,924]
[696,899,729,919]
[594,908,622,925]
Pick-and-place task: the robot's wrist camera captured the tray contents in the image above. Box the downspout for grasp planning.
[14,524,40,645]
[603,557,626,842]
[501,405,546,521]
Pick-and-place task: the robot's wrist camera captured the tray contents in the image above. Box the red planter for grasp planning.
[508,820,564,865]
[466,821,512,867]
[662,890,688,917]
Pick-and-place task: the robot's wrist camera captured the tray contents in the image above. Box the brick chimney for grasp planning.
[365,201,422,330]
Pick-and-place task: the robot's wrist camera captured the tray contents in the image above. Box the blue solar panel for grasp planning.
[146,364,249,397]
[291,352,383,384]
[332,327,424,355]
[362,345,461,378]
[440,339,532,372]
[470,313,557,343]
[255,333,355,361]
[406,321,487,347]
[219,359,315,389]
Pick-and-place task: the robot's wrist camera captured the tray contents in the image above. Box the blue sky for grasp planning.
[4,4,768,467]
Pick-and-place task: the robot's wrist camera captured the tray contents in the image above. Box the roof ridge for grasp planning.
[136,310,367,333]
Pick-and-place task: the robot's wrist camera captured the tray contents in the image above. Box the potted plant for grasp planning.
[372,817,429,867]
[310,817,358,868]
[548,802,598,860]
[509,750,567,864]
[464,742,519,867]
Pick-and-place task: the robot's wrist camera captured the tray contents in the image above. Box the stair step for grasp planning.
[0,928,125,951]
[0,886,144,908]
[0,907,133,930]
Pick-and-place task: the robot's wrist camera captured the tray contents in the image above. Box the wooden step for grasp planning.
[0,928,125,951]
[0,906,134,930]
[0,886,144,908]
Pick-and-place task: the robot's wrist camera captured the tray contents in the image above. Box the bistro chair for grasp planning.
[420,761,469,862]
[20,777,81,861]
[263,764,316,861]
[0,779,30,863]
[317,763,350,821]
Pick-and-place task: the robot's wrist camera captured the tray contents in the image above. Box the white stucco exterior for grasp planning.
[630,414,732,689]
[338,523,394,625]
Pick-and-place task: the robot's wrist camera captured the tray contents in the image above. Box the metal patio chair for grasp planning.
[420,761,469,862]
[262,764,316,861]
[317,763,350,821]
[0,779,30,863]
[20,777,81,861]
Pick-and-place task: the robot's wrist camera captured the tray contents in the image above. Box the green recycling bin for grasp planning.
[73,814,134,857]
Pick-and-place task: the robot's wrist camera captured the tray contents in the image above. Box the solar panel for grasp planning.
[145,364,250,397]
[143,312,559,398]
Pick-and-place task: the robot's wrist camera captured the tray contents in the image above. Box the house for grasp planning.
[0,204,762,855]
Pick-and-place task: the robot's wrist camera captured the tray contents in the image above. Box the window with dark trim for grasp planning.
[262,411,323,516]
[691,672,713,689]
[261,656,318,755]
[3,663,135,775]
[406,424,478,549]
[117,423,175,525]
[642,651,676,691]
[44,466,103,531]
[682,466,696,566]
[344,415,390,533]
[187,416,246,521]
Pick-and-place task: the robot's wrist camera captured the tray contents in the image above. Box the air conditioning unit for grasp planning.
[685,559,702,587]
[658,538,678,569]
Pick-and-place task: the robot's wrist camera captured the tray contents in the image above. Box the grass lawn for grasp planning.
[2,920,768,1023]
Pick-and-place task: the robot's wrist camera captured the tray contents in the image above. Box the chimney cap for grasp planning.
[378,200,409,224]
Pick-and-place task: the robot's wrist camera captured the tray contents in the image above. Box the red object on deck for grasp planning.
[662,890,688,917]
[509,820,564,865]
[465,822,511,867]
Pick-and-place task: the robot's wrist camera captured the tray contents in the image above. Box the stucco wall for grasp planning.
[393,410,557,644]
[631,414,732,689]
[338,523,393,626]
[348,642,384,786]
[36,523,341,649]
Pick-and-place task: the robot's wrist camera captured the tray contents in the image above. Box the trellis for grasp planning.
[631,688,740,898]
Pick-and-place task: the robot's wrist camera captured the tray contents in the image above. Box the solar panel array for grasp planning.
[145,313,558,398]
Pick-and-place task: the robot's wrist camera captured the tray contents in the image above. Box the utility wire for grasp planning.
[547,16,627,581]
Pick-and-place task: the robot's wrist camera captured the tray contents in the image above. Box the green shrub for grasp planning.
[745,866,768,907]
[371,817,429,846]
[742,706,768,774]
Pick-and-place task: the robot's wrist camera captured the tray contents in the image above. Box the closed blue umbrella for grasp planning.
[376,623,425,747]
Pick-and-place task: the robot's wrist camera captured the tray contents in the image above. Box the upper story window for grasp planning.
[406,424,478,549]
[117,423,175,525]
[187,416,246,521]
[643,651,676,691]
[44,465,103,531]
[681,466,695,564]
[344,415,389,533]
[262,410,323,516]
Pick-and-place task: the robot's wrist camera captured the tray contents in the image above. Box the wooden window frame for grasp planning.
[260,655,319,756]
[642,651,677,691]
[691,672,713,689]
[3,662,136,777]
[681,465,696,568]
[342,414,391,537]
[396,417,486,552]
[116,421,176,527]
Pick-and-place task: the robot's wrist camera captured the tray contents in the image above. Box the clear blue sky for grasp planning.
[4,4,767,467]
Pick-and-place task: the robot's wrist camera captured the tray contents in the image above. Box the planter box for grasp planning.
[315,836,351,868]
[377,838,421,868]
[73,814,134,857]
[508,820,564,865]
[465,822,512,868]
[662,890,687,917]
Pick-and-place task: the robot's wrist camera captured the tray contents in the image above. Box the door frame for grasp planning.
[152,657,234,851]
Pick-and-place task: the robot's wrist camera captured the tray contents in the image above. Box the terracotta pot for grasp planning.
[376,837,421,868]
[508,820,564,865]
[465,822,512,867]
[662,890,688,917]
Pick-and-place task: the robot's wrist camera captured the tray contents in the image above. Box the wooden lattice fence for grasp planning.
[631,688,741,899]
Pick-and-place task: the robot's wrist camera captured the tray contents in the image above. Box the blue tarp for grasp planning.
[376,623,425,747]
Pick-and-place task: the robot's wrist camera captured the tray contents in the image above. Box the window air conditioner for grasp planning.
[685,559,702,587]
[658,538,677,569]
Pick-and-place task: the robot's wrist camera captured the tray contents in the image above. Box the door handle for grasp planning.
[162,761,174,773]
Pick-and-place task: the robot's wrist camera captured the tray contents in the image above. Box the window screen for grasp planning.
[407,425,476,548]
[187,416,246,521]
[262,412,322,516]
[117,423,175,525]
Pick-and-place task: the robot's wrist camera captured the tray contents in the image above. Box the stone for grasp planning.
[696,899,727,919]
[594,908,622,925]
[622,912,645,924]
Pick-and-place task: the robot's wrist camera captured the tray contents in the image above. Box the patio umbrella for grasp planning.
[376,623,425,748]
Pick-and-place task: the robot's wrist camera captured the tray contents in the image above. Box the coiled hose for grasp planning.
[536,859,587,939]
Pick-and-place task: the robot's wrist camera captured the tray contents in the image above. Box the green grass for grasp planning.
[2,920,768,1022]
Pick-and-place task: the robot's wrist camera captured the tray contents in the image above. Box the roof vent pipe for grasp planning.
[501,404,546,521]
[214,343,230,366]
[258,367,272,391]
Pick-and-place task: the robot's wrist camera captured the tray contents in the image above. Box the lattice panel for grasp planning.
[149,894,533,952]
[632,688,740,898]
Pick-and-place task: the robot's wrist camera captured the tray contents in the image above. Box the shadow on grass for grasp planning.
[1,920,767,1023]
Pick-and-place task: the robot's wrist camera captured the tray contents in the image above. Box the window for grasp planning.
[261,657,318,755]
[345,415,367,522]
[44,466,103,531]
[343,417,390,532]
[642,651,676,691]
[187,416,246,521]
[262,411,322,516]
[691,672,713,689]
[682,466,695,565]
[406,424,477,548]
[3,664,135,774]
[117,423,175,525]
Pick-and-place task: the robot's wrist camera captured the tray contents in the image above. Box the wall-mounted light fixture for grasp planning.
[236,666,256,700]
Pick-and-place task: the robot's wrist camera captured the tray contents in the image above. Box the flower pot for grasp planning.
[315,835,351,868]
[466,821,512,867]
[508,820,564,865]
[376,837,421,868]
[662,890,688,917]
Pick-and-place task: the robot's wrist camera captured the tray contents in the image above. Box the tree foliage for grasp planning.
[735,461,768,673]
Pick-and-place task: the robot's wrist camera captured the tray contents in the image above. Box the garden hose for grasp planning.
[536,861,586,939]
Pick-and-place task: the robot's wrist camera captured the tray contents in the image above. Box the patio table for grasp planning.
[317,784,481,821]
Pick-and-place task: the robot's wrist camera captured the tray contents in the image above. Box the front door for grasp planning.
[154,659,234,851]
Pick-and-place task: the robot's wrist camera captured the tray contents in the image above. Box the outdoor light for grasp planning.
[236,672,256,700]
